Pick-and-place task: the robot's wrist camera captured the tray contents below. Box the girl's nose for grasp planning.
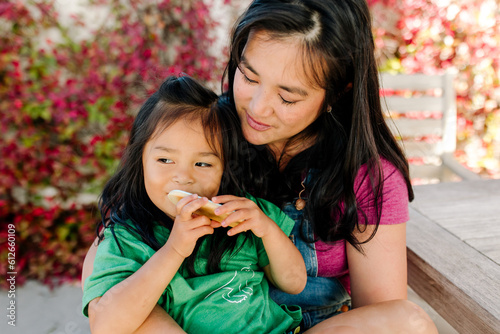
[172,168,194,185]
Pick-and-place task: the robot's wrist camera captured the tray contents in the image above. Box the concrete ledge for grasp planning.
[0,280,90,334]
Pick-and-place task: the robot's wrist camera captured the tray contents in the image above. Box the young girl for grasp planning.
[82,76,306,334]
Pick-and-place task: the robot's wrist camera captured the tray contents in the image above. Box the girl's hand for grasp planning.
[211,195,274,238]
[166,194,216,258]
[213,194,307,294]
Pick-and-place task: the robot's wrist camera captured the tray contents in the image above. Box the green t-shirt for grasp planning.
[83,195,301,333]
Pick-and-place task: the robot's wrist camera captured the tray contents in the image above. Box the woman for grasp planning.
[83,0,437,333]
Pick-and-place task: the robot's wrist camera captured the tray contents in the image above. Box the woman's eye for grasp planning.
[238,67,257,84]
[280,95,296,105]
[195,162,212,167]
[243,73,257,84]
[158,158,173,164]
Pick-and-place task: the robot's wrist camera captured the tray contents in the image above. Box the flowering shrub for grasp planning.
[370,0,500,178]
[0,0,230,287]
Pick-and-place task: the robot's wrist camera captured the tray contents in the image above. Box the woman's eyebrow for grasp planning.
[279,84,309,97]
[240,56,258,75]
[241,55,308,97]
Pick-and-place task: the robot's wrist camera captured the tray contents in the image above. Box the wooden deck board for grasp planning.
[407,179,500,333]
[411,179,500,251]
[465,236,500,265]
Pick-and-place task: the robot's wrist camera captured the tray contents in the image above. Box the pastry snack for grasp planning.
[167,190,240,227]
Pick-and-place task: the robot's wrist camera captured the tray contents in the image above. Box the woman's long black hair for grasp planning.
[222,0,414,250]
[97,76,246,275]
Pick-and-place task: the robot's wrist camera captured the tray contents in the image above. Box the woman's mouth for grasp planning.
[246,113,271,131]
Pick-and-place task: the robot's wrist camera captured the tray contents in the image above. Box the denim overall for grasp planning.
[270,201,352,331]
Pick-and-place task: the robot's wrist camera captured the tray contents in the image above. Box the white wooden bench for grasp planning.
[379,72,481,183]
[379,73,499,333]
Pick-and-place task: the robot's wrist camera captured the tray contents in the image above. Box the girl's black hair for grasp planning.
[222,0,414,250]
[97,76,246,275]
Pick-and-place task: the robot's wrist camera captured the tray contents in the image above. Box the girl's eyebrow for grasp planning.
[240,55,309,97]
[153,146,219,158]
[153,146,175,152]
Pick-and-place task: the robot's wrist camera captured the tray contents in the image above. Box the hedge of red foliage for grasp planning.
[0,0,230,287]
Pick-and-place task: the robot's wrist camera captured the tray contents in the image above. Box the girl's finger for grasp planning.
[226,221,251,236]
[173,216,213,240]
[178,196,209,220]
[210,220,222,228]
[211,194,240,204]
[175,193,198,213]
[187,215,213,229]
[220,208,250,227]
[213,197,252,216]
[196,225,215,238]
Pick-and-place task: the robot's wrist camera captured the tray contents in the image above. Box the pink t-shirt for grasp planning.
[315,158,409,291]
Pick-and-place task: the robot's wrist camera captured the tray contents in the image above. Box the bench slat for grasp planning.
[384,96,444,112]
[380,73,445,89]
[387,118,443,137]
[398,140,443,158]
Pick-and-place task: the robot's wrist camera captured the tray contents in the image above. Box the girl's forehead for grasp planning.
[147,117,222,157]
[151,118,202,139]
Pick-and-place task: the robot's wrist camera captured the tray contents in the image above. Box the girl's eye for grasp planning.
[280,96,296,105]
[195,162,212,167]
[158,158,173,164]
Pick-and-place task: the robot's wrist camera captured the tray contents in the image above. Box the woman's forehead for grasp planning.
[243,30,327,89]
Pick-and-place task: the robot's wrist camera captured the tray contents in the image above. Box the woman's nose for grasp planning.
[249,86,273,117]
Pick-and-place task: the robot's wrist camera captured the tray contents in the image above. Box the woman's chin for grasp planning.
[242,127,268,146]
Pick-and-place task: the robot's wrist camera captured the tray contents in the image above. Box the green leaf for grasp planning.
[56,225,71,241]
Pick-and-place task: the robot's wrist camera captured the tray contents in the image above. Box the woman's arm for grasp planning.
[347,223,408,308]
[308,223,437,333]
